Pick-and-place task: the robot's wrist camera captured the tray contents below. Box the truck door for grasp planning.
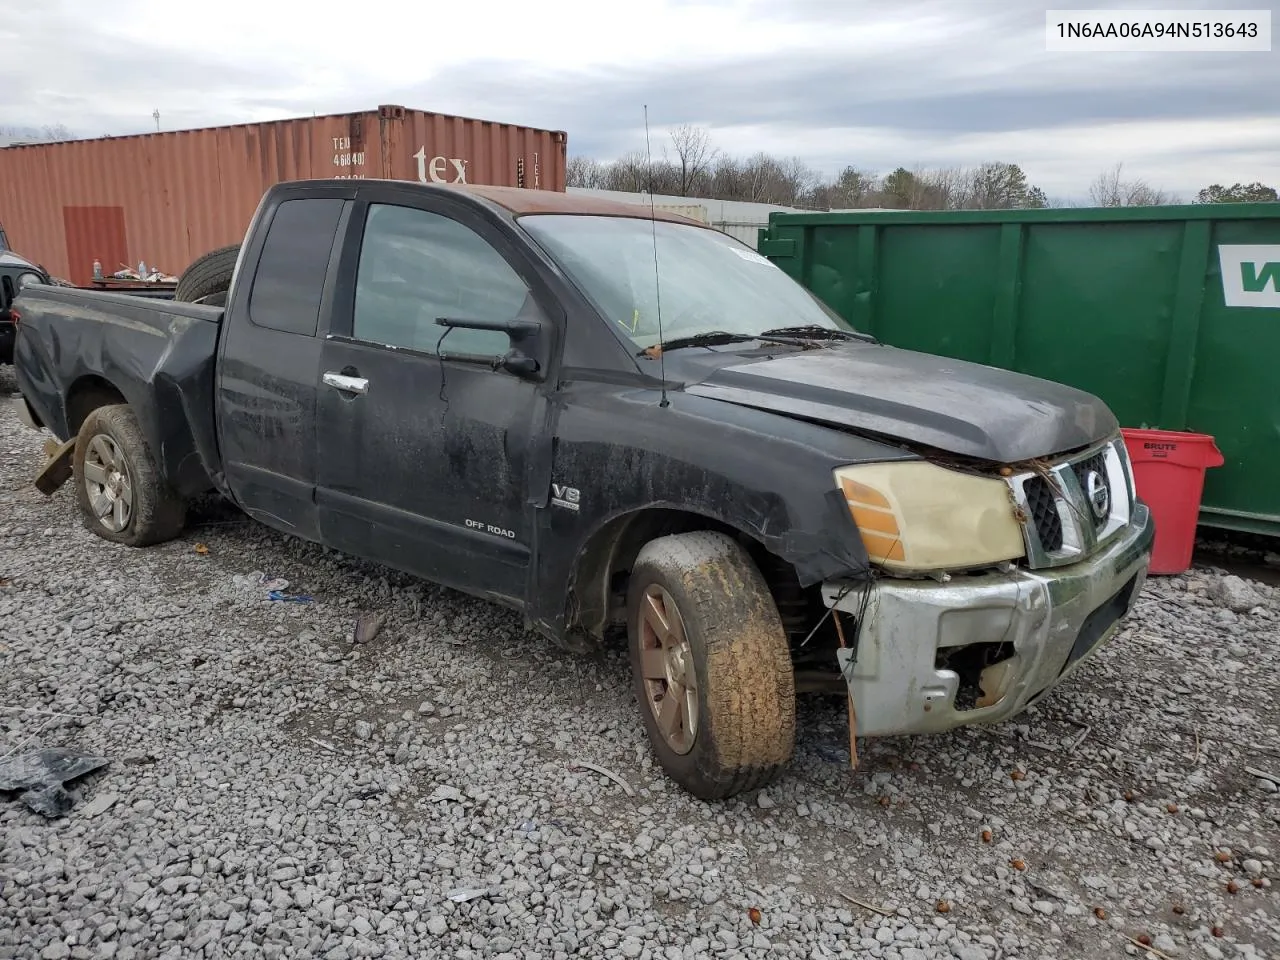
[215,192,351,541]
[313,188,553,605]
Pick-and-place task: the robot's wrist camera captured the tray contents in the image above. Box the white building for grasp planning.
[566,187,807,249]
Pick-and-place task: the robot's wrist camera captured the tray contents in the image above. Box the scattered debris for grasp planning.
[0,747,110,818]
[1067,723,1091,752]
[568,759,635,797]
[815,743,850,764]
[428,785,463,803]
[353,611,387,646]
[837,891,894,917]
[232,572,309,602]
[78,791,120,818]
[447,887,492,903]
[748,907,762,925]
[1121,932,1174,959]
[194,543,210,555]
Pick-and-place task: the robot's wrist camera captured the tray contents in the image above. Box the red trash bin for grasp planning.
[1120,428,1225,576]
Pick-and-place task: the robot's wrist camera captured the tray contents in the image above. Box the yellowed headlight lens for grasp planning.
[834,461,1026,573]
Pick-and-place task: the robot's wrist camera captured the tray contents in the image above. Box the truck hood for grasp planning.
[682,342,1118,462]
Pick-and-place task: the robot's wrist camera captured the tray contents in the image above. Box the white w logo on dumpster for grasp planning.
[1219,245,1280,309]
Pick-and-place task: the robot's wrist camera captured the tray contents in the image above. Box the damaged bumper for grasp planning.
[821,503,1153,737]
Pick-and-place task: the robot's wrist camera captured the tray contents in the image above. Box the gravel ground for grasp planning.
[2,366,1278,960]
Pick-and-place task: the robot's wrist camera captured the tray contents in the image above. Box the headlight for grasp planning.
[834,461,1025,573]
[17,271,45,289]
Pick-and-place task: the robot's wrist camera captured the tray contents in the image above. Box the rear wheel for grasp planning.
[627,531,796,799]
[73,404,186,546]
[174,244,239,303]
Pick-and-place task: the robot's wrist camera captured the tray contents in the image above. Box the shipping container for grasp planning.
[758,203,1280,537]
[0,105,567,285]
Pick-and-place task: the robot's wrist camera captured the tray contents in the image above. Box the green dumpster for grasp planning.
[758,203,1280,537]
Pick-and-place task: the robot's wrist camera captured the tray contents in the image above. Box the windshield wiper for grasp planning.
[760,324,876,343]
[641,330,799,354]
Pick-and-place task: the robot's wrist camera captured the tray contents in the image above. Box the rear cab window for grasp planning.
[248,199,346,336]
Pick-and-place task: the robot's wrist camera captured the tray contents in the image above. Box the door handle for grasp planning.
[322,371,369,395]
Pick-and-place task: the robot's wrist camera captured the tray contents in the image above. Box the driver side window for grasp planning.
[352,204,529,356]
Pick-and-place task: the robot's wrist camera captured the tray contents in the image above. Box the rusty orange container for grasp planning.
[0,105,568,285]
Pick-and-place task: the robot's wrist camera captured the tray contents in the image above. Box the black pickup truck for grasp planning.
[1,249,52,365]
[11,179,1153,799]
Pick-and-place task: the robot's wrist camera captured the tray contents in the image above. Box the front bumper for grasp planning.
[821,503,1153,737]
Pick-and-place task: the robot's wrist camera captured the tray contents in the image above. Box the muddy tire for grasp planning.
[174,244,240,303]
[627,531,796,800]
[73,404,186,547]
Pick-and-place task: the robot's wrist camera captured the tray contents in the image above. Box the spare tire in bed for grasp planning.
[174,244,240,303]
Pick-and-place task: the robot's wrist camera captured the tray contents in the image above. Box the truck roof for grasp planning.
[447,184,711,227]
[283,178,711,228]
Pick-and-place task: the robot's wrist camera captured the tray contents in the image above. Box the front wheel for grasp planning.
[627,531,796,800]
[73,404,186,546]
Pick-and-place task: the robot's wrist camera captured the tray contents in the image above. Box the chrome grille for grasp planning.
[1006,436,1135,570]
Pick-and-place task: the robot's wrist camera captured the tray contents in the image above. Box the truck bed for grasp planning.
[14,285,225,498]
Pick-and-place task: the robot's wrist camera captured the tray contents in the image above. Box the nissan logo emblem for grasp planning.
[1085,471,1109,520]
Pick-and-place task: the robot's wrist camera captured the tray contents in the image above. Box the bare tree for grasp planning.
[568,145,1158,213]
[0,123,73,143]
[665,124,717,197]
[602,150,652,193]
[1088,163,1173,207]
[779,156,818,205]
[921,166,968,209]
[566,156,605,189]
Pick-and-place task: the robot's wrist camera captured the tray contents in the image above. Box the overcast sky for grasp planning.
[2,0,1276,200]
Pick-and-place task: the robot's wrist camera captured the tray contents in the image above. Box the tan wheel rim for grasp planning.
[82,434,133,533]
[637,583,699,755]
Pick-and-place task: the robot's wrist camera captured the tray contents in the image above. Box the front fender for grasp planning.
[525,386,915,644]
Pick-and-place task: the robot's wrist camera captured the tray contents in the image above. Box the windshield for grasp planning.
[518,214,855,349]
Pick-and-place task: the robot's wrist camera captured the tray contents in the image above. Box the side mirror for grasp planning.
[435,316,547,381]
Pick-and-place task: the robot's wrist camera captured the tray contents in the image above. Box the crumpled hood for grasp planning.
[682,341,1118,462]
